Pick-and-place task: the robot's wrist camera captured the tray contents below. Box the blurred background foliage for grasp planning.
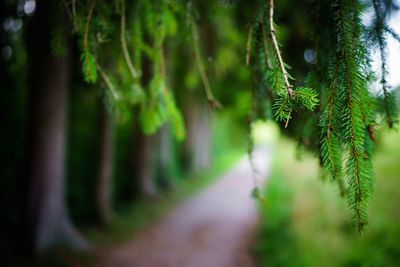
[253,126,400,267]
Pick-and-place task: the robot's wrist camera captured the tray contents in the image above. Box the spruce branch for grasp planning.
[335,0,373,232]
[268,0,294,98]
[120,0,139,80]
[321,63,345,196]
[385,26,400,42]
[372,0,397,127]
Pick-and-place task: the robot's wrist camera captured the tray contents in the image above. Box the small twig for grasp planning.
[284,111,291,128]
[62,0,74,26]
[120,0,139,79]
[268,0,293,98]
[385,26,400,42]
[62,0,78,32]
[188,3,221,109]
[249,150,261,188]
[246,24,253,66]
[247,117,260,188]
[97,63,120,101]
[84,0,96,54]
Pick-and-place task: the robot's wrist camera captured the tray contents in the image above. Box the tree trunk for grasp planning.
[184,96,211,172]
[157,124,174,189]
[132,128,158,197]
[25,1,88,253]
[130,53,158,197]
[95,104,114,224]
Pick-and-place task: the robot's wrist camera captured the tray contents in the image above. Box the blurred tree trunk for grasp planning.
[25,1,88,253]
[184,96,211,172]
[132,128,157,197]
[157,124,174,190]
[130,53,159,197]
[95,104,114,224]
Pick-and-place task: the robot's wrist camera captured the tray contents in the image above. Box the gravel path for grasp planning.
[95,147,271,267]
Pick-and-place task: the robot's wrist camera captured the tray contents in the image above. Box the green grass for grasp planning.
[254,129,400,267]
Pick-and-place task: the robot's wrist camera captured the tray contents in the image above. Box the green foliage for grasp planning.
[255,131,400,267]
[245,0,399,231]
[64,0,188,138]
[248,2,319,127]
[368,0,399,128]
[81,50,97,84]
[293,87,319,110]
[164,91,186,141]
[58,0,399,231]
[253,162,301,267]
[273,94,291,122]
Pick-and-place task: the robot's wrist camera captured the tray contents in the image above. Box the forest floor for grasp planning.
[93,146,272,267]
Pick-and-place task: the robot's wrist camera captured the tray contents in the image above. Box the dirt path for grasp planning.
[95,147,271,267]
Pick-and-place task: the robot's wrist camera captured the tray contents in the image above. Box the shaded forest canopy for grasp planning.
[0,0,399,255]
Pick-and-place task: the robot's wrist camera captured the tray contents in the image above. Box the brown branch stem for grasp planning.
[97,63,120,101]
[84,0,96,54]
[246,24,253,66]
[121,0,139,79]
[189,14,221,109]
[268,0,293,97]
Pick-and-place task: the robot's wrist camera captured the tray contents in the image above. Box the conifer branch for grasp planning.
[373,0,396,128]
[246,24,253,66]
[120,0,139,80]
[336,0,374,232]
[344,68,365,232]
[385,26,400,42]
[268,0,293,98]
[321,63,345,196]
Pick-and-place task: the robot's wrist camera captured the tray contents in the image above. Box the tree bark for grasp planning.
[95,104,114,224]
[25,1,88,253]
